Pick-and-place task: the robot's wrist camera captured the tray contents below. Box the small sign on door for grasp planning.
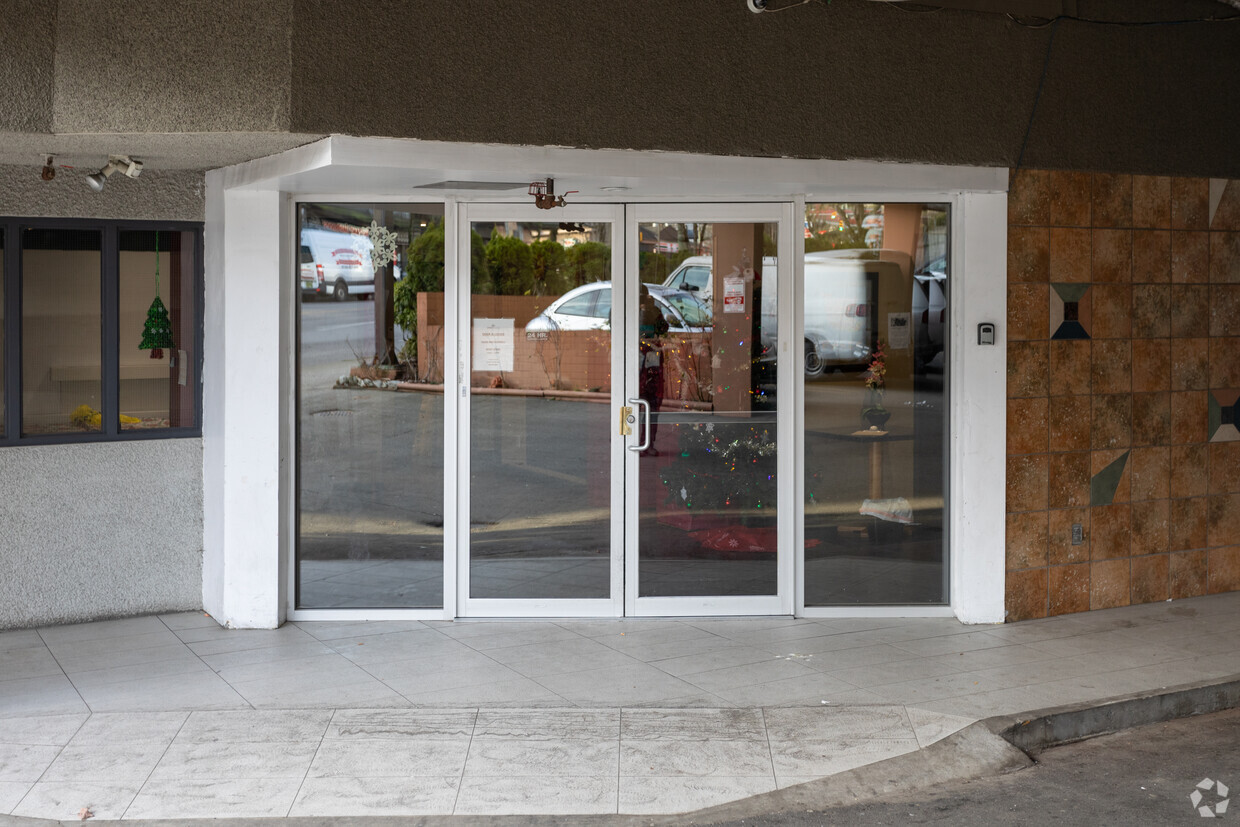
[723,276,746,314]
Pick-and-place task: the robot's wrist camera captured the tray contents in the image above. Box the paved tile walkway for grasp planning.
[2,592,1239,819]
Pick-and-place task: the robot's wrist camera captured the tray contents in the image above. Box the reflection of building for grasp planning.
[1,2,1238,631]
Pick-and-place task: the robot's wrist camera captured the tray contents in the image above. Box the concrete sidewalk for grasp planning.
[2,592,1239,820]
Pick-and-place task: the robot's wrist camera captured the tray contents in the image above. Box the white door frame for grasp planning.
[623,203,797,617]
[455,202,627,618]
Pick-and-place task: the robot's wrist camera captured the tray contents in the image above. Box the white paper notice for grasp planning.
[887,312,911,349]
[473,318,514,371]
[723,276,746,314]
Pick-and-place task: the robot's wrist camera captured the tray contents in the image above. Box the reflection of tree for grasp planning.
[805,203,876,252]
[533,327,565,390]
[666,336,713,403]
[418,324,443,383]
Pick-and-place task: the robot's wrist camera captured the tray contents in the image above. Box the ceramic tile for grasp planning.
[68,712,187,745]
[72,671,247,713]
[1090,504,1131,560]
[37,617,169,645]
[1170,390,1208,444]
[289,775,459,817]
[1211,232,1240,283]
[1092,173,1132,228]
[1049,228,1091,281]
[768,737,919,779]
[327,709,476,740]
[0,646,63,683]
[1171,231,1209,283]
[473,709,617,740]
[150,739,319,780]
[10,780,139,821]
[1170,497,1208,551]
[1208,546,1240,593]
[1005,568,1048,622]
[620,739,771,777]
[1008,226,1050,282]
[1007,454,1048,513]
[1009,283,1049,340]
[1049,171,1092,227]
[1049,451,1091,508]
[1089,284,1131,339]
[310,737,470,777]
[535,663,704,706]
[1130,446,1171,501]
[1172,177,1210,230]
[177,709,332,742]
[1131,392,1171,446]
[0,714,87,746]
[0,743,63,783]
[1133,175,1171,228]
[123,777,303,819]
[621,709,765,741]
[1090,559,1132,610]
[1131,284,1171,338]
[0,780,32,814]
[1091,394,1132,451]
[1130,554,1170,604]
[1091,228,1131,282]
[1049,339,1091,396]
[764,706,914,741]
[453,775,618,815]
[1210,338,1240,388]
[1048,395,1091,451]
[1130,499,1170,556]
[685,658,819,694]
[0,675,89,719]
[1008,169,1051,225]
[711,673,858,707]
[400,677,565,707]
[1008,397,1049,454]
[1006,511,1048,570]
[466,738,618,777]
[1008,341,1049,397]
[41,743,168,783]
[1049,563,1091,616]
[1133,229,1171,283]
[619,775,775,815]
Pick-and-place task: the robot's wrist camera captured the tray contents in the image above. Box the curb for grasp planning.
[991,675,1240,753]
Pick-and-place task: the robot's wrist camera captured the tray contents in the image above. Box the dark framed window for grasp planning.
[1,218,203,445]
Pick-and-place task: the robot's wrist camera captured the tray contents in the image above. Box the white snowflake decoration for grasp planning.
[368,221,398,272]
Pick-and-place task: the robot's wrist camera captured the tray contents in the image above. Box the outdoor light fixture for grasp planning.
[86,155,143,192]
[41,156,55,181]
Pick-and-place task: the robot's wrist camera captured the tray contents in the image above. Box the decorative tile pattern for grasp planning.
[1050,283,1091,340]
[1208,388,1240,442]
[1007,173,1240,619]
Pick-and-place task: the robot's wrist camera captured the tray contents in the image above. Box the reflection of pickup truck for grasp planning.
[299,228,375,301]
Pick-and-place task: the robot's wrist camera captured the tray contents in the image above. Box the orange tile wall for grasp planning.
[1005,170,1240,621]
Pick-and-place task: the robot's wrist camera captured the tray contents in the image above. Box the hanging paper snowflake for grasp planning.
[139,295,174,359]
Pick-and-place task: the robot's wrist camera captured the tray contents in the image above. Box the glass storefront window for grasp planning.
[0,228,4,437]
[21,228,103,435]
[118,230,198,430]
[296,203,446,608]
[802,203,949,605]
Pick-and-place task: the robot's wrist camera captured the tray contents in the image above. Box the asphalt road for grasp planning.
[702,707,1240,826]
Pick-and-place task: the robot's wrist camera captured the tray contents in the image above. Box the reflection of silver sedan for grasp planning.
[524,283,711,334]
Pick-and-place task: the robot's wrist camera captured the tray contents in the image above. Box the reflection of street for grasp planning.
[297,301,949,609]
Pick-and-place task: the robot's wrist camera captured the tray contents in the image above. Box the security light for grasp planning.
[86,155,143,192]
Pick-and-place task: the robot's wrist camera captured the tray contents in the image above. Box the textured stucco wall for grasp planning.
[0,439,204,629]
[0,0,55,133]
[0,164,204,221]
[52,0,293,134]
[286,0,1240,178]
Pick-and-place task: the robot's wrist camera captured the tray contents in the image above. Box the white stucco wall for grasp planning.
[0,439,204,629]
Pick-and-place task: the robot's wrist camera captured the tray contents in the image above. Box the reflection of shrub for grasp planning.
[530,240,569,295]
[486,235,534,295]
[395,220,485,362]
[567,242,611,286]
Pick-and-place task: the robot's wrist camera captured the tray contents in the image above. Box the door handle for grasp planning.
[628,397,651,452]
[619,405,633,436]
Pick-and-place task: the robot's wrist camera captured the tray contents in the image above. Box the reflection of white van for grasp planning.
[299,228,375,301]
[662,251,880,376]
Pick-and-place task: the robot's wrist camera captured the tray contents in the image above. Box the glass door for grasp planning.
[458,204,625,616]
[624,205,795,616]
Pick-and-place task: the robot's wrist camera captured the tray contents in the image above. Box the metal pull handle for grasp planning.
[619,405,633,436]
[628,397,651,452]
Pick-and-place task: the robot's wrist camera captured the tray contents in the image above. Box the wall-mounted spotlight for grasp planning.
[747,0,767,11]
[86,155,143,192]
[41,156,56,181]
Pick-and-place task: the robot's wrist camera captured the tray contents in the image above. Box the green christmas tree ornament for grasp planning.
[138,232,175,359]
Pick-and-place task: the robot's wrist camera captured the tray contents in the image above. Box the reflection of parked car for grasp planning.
[299,228,375,301]
[523,283,711,334]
